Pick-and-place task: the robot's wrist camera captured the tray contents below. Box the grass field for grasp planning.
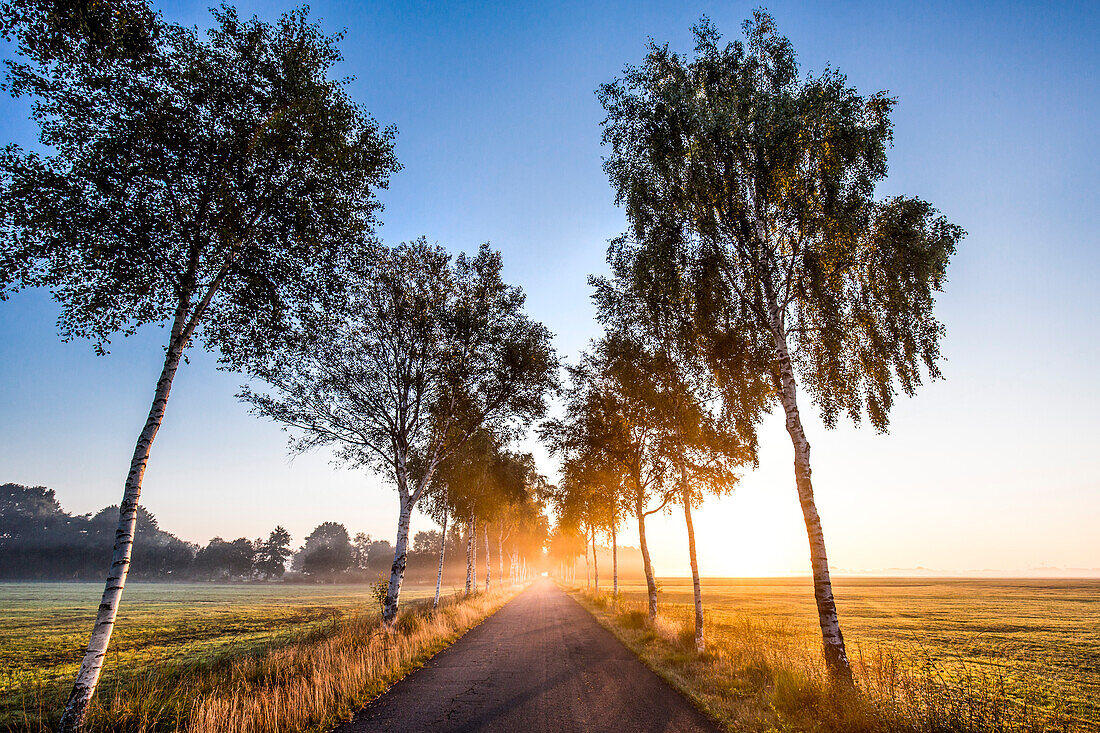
[0,580,484,732]
[572,577,1100,732]
[3,578,1097,732]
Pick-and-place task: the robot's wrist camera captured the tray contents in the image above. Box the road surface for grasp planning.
[335,578,720,732]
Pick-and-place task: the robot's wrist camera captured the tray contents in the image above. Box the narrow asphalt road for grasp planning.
[334,578,721,733]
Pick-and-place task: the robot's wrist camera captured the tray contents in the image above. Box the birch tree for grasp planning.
[241,241,557,622]
[598,12,963,679]
[593,241,765,651]
[543,338,676,620]
[0,5,398,728]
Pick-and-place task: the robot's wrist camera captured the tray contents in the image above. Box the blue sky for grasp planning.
[1,1,1097,575]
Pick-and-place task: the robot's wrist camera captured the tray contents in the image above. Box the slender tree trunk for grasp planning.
[637,505,657,621]
[465,513,476,596]
[383,496,414,624]
[484,525,491,592]
[522,555,526,581]
[434,502,449,610]
[769,316,852,682]
[59,313,189,732]
[681,477,705,652]
[584,532,590,590]
[611,521,618,598]
[592,527,599,595]
[498,529,505,587]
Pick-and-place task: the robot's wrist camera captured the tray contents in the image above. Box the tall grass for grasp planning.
[576,590,1084,733]
[9,589,517,733]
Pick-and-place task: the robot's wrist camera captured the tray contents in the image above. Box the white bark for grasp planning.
[58,304,191,733]
[611,521,618,598]
[636,505,657,621]
[434,502,448,610]
[483,525,491,592]
[681,472,705,652]
[383,497,413,624]
[591,527,599,595]
[465,513,476,595]
[584,532,591,590]
[768,309,852,681]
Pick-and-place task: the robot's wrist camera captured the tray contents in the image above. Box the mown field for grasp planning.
[0,581,463,731]
[3,578,1097,731]
[580,577,1100,730]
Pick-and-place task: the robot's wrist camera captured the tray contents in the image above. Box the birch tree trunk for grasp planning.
[497,530,504,587]
[769,313,852,682]
[636,506,658,621]
[434,503,448,610]
[611,521,618,598]
[465,513,475,596]
[584,534,590,590]
[58,308,190,733]
[681,480,705,652]
[591,527,599,595]
[383,496,414,624]
[483,525,491,592]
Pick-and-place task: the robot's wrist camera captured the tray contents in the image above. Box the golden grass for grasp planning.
[6,586,519,733]
[572,587,1090,733]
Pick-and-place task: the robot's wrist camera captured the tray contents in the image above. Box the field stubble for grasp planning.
[572,577,1099,733]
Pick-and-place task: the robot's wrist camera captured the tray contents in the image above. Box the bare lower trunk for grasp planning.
[584,534,590,590]
[498,530,505,586]
[465,513,476,596]
[434,502,448,610]
[591,527,599,594]
[770,317,852,682]
[682,481,705,652]
[483,525,491,592]
[637,506,657,621]
[58,316,188,732]
[383,498,414,624]
[611,521,618,597]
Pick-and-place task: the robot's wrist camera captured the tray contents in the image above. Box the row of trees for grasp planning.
[544,12,962,680]
[0,2,961,726]
[0,484,196,579]
[0,484,421,581]
[0,1,557,728]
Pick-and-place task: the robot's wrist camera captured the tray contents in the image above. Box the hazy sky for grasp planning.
[1,1,1097,577]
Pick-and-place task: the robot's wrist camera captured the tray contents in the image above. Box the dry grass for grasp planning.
[6,586,518,733]
[574,587,1091,733]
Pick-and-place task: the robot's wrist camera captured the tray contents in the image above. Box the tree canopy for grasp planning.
[1,3,399,357]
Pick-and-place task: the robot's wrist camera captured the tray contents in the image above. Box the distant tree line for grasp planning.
[0,484,195,580]
[0,483,521,583]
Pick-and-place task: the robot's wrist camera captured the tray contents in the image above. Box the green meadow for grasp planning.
[0,581,445,730]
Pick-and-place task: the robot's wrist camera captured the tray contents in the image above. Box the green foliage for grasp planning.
[597,11,964,432]
[240,240,558,504]
[370,575,389,615]
[299,522,355,576]
[255,526,293,579]
[1,2,399,357]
